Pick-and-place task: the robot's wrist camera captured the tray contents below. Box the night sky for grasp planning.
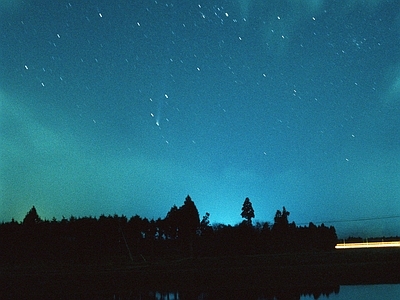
[1,0,399,237]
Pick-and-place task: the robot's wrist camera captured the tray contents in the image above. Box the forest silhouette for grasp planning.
[2,196,400,299]
[0,196,337,264]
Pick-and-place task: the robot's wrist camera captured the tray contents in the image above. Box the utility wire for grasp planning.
[297,215,400,226]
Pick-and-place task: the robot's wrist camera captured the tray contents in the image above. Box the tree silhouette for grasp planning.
[179,195,200,256]
[0,198,339,266]
[199,212,211,236]
[271,207,298,251]
[164,205,180,240]
[273,206,290,230]
[180,195,200,235]
[22,206,42,226]
[241,197,255,225]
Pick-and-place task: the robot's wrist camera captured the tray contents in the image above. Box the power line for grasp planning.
[297,215,400,226]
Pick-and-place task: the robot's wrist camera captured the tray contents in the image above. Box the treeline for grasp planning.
[0,196,337,264]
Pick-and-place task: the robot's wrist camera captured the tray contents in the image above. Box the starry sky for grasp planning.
[1,0,399,237]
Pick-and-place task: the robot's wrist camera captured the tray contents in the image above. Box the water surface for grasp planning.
[301,284,400,300]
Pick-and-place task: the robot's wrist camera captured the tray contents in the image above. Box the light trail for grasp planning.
[335,241,400,249]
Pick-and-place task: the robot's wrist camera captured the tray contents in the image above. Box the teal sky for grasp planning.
[1,0,399,237]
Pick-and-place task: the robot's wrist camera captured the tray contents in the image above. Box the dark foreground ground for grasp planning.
[1,248,400,298]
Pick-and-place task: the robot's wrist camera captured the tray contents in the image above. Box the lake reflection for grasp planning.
[3,282,400,299]
[301,284,400,300]
[118,286,339,299]
[130,285,400,300]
